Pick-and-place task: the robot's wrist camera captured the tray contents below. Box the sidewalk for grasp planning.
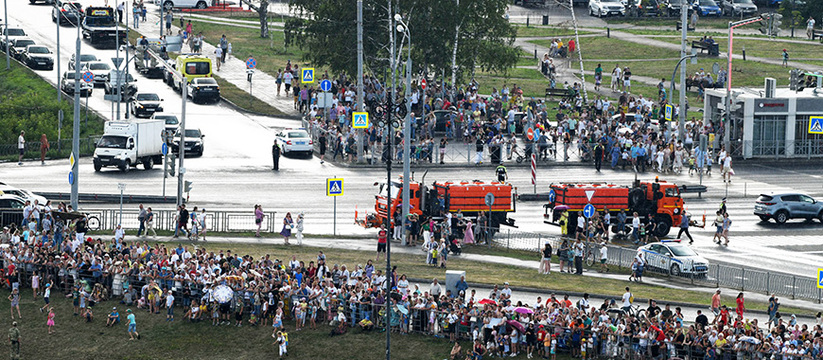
[130,5,300,117]
[142,234,823,315]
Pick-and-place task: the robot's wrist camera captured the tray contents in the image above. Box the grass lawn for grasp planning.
[530,37,682,60]
[605,16,732,29]
[619,28,727,36]
[189,20,307,78]
[213,76,288,117]
[647,36,823,62]
[515,25,595,38]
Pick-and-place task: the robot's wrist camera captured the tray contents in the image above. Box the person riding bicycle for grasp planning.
[495,164,508,183]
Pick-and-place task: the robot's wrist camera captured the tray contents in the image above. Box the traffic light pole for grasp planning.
[725,16,762,153]
[71,23,81,210]
[177,82,187,206]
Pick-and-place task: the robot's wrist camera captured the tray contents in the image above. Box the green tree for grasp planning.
[285,0,517,83]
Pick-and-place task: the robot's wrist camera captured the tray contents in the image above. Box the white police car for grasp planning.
[638,240,709,277]
[275,128,313,156]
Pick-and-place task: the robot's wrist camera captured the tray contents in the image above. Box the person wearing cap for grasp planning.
[598,242,609,273]
[107,307,120,327]
[39,282,52,313]
[8,321,20,359]
[165,290,175,322]
[126,309,140,340]
[782,49,789,67]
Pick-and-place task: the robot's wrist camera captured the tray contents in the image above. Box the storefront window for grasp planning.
[752,115,785,156]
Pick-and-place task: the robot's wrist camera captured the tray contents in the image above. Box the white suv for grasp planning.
[161,0,209,10]
[589,0,625,17]
[275,128,313,156]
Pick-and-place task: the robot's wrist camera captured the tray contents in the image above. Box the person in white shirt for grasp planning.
[17,131,25,165]
[632,212,641,244]
[599,242,609,273]
[722,155,732,183]
[622,287,633,313]
[500,282,512,299]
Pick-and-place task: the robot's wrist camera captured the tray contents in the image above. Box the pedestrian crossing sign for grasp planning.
[327,178,343,197]
[352,112,369,129]
[809,116,823,135]
[302,68,315,84]
[664,104,673,121]
[818,268,823,289]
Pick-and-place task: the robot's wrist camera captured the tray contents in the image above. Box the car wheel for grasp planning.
[818,211,823,223]
[119,160,130,172]
[195,1,207,9]
[669,264,681,277]
[94,161,102,172]
[774,210,788,225]
[757,215,770,222]
[163,1,174,11]
[654,216,672,237]
[143,157,153,170]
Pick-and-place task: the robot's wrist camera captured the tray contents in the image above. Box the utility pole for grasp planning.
[356,0,365,163]
[160,1,164,38]
[396,14,411,248]
[71,23,81,210]
[385,0,394,358]
[177,82,187,206]
[116,11,122,121]
[56,3,63,151]
[4,0,9,70]
[678,0,688,143]
[449,0,459,99]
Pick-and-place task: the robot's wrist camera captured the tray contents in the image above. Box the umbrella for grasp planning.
[739,336,761,344]
[554,205,570,211]
[514,307,534,315]
[396,304,409,315]
[212,285,234,304]
[478,299,497,306]
[507,320,526,333]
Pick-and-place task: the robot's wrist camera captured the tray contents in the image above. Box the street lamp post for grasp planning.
[118,183,126,224]
[71,15,82,210]
[385,4,395,359]
[395,14,411,248]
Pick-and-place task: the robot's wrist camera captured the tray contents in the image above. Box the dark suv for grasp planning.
[754,193,823,224]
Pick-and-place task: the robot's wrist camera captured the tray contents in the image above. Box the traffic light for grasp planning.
[759,13,770,34]
[771,13,782,36]
[184,180,193,193]
[790,69,800,91]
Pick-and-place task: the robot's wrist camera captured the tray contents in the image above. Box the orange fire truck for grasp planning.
[543,179,685,237]
[357,177,517,230]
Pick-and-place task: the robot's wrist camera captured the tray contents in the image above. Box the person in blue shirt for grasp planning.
[127,309,139,340]
[107,307,120,327]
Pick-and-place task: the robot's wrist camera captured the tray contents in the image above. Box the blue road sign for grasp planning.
[818,268,823,289]
[352,112,369,129]
[809,116,823,135]
[583,203,596,218]
[327,178,343,197]
[246,57,256,69]
[664,104,673,121]
[548,189,556,203]
[320,79,332,92]
[162,142,168,155]
[302,68,315,84]
[82,71,93,83]
[68,171,74,185]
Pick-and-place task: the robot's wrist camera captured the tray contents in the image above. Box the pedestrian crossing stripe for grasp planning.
[352,112,369,129]
[818,268,823,289]
[302,68,315,84]
[327,178,343,197]
[809,116,823,135]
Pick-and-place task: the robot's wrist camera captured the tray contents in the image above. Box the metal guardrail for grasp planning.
[0,136,101,158]
[484,226,823,303]
[0,208,278,234]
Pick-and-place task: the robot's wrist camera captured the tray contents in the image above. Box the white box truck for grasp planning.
[93,120,165,172]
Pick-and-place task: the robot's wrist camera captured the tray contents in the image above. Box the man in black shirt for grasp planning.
[474,136,485,165]
[177,205,190,239]
[695,309,708,329]
[272,141,281,171]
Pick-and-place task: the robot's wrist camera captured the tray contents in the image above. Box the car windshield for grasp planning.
[184,62,210,75]
[288,132,308,138]
[28,47,49,54]
[14,40,35,48]
[155,116,178,125]
[665,188,680,197]
[378,183,401,199]
[603,0,621,3]
[136,93,159,101]
[196,78,217,85]
[66,3,82,9]
[669,245,698,257]
[699,0,716,5]
[89,63,110,71]
[4,29,25,36]
[733,0,752,3]
[79,54,98,62]
[184,129,201,137]
[63,72,80,80]
[757,195,773,202]
[97,135,127,149]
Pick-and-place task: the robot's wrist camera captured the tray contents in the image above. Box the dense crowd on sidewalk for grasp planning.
[3,199,823,359]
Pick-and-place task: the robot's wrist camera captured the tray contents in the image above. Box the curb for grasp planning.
[218,94,303,120]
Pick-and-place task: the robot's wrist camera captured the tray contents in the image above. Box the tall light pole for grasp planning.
[678,0,688,143]
[55,2,63,151]
[395,14,411,248]
[117,183,126,224]
[356,0,364,163]
[4,0,9,70]
[385,3,394,359]
[71,20,81,210]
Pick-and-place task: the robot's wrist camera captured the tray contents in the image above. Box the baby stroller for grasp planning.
[449,238,462,256]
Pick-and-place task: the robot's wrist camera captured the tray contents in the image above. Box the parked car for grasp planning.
[0,27,27,51]
[275,128,312,156]
[692,0,722,16]
[60,71,93,96]
[160,0,209,11]
[639,0,662,16]
[130,92,164,118]
[171,128,205,156]
[85,61,112,86]
[664,0,685,16]
[589,0,626,17]
[9,38,36,60]
[0,183,48,205]
[104,69,137,99]
[754,193,823,224]
[22,45,54,70]
[68,53,99,71]
[52,1,84,26]
[0,194,27,210]
[187,77,220,103]
[720,0,757,15]
[638,240,709,276]
[151,114,179,141]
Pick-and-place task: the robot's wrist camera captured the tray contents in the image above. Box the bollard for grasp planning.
[535,48,538,59]
[742,48,746,61]
[744,182,747,197]
[607,28,610,38]
[527,15,530,28]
